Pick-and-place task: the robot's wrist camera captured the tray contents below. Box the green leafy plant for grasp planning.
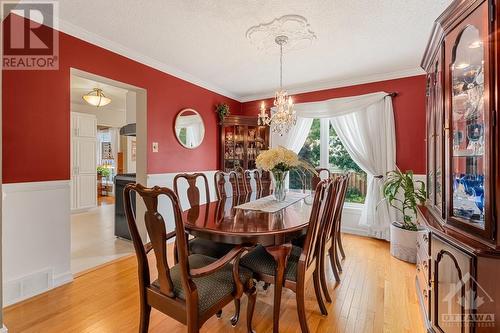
[345,187,365,203]
[97,166,111,178]
[215,103,230,122]
[383,170,426,231]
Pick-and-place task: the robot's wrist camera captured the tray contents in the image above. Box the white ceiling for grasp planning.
[57,0,452,101]
[71,75,129,111]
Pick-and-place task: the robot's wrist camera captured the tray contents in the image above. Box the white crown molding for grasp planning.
[239,67,425,102]
[58,19,241,101]
[58,19,424,104]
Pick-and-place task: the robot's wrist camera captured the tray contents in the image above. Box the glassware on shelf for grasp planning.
[450,24,487,229]
[452,173,485,222]
[453,131,463,152]
[466,123,484,155]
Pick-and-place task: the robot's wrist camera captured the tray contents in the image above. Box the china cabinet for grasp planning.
[219,115,271,190]
[420,0,500,331]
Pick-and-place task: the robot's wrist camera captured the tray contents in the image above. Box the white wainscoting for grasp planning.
[147,171,218,240]
[341,203,367,237]
[2,180,73,306]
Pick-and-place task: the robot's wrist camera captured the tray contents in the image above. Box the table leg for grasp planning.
[265,243,292,333]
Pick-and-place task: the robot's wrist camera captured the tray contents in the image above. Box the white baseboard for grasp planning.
[53,271,74,287]
[341,225,369,237]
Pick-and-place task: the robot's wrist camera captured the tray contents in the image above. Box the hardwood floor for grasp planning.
[71,203,134,274]
[4,234,424,333]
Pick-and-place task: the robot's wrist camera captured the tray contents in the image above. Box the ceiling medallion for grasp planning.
[246,15,317,53]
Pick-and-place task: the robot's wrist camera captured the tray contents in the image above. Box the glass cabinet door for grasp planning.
[445,1,492,237]
[426,50,445,218]
[434,54,444,215]
[427,73,436,206]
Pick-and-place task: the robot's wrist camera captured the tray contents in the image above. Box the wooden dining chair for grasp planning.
[242,169,262,195]
[123,183,256,333]
[173,173,234,259]
[316,175,345,303]
[311,168,331,190]
[240,179,332,333]
[214,170,240,199]
[333,173,350,272]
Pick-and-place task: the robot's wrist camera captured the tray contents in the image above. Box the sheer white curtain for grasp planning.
[329,97,396,240]
[271,117,314,152]
[278,92,396,239]
[270,117,314,189]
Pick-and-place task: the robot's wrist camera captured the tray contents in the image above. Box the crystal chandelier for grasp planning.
[258,35,297,136]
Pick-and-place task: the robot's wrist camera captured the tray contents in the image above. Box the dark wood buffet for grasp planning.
[419,0,500,332]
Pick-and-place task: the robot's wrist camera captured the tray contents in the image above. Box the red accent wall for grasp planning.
[2,15,241,183]
[3,15,426,183]
[241,75,427,174]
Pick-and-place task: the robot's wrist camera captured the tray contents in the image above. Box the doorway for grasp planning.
[69,69,146,275]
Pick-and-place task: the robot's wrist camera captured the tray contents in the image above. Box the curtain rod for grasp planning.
[386,92,398,97]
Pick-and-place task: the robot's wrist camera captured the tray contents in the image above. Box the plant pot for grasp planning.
[389,222,426,263]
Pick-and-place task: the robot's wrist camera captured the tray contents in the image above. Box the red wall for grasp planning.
[3,15,426,183]
[2,15,240,183]
[241,75,427,174]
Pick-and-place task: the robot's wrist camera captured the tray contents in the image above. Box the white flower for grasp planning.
[256,146,300,171]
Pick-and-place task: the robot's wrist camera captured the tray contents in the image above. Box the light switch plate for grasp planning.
[152,142,159,152]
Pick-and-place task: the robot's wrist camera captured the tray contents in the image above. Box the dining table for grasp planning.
[182,192,314,333]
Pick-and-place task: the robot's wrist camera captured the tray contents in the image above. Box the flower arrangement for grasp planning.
[256,146,315,201]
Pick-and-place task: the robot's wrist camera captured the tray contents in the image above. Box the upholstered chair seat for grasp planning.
[153,254,253,313]
[240,245,302,282]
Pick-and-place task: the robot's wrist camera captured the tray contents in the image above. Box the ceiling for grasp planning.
[57,0,452,101]
[71,75,129,111]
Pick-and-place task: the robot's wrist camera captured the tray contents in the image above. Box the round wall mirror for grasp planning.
[174,108,205,149]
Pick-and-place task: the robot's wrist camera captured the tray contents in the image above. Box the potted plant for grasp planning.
[97,166,111,179]
[383,170,426,263]
[215,103,230,123]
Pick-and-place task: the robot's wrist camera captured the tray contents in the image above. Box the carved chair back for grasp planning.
[214,171,240,199]
[320,177,342,243]
[173,172,210,208]
[124,183,190,301]
[331,173,350,237]
[243,169,262,194]
[302,179,331,268]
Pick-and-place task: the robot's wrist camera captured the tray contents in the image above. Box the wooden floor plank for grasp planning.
[4,234,425,333]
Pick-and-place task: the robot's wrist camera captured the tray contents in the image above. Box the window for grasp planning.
[289,119,367,203]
